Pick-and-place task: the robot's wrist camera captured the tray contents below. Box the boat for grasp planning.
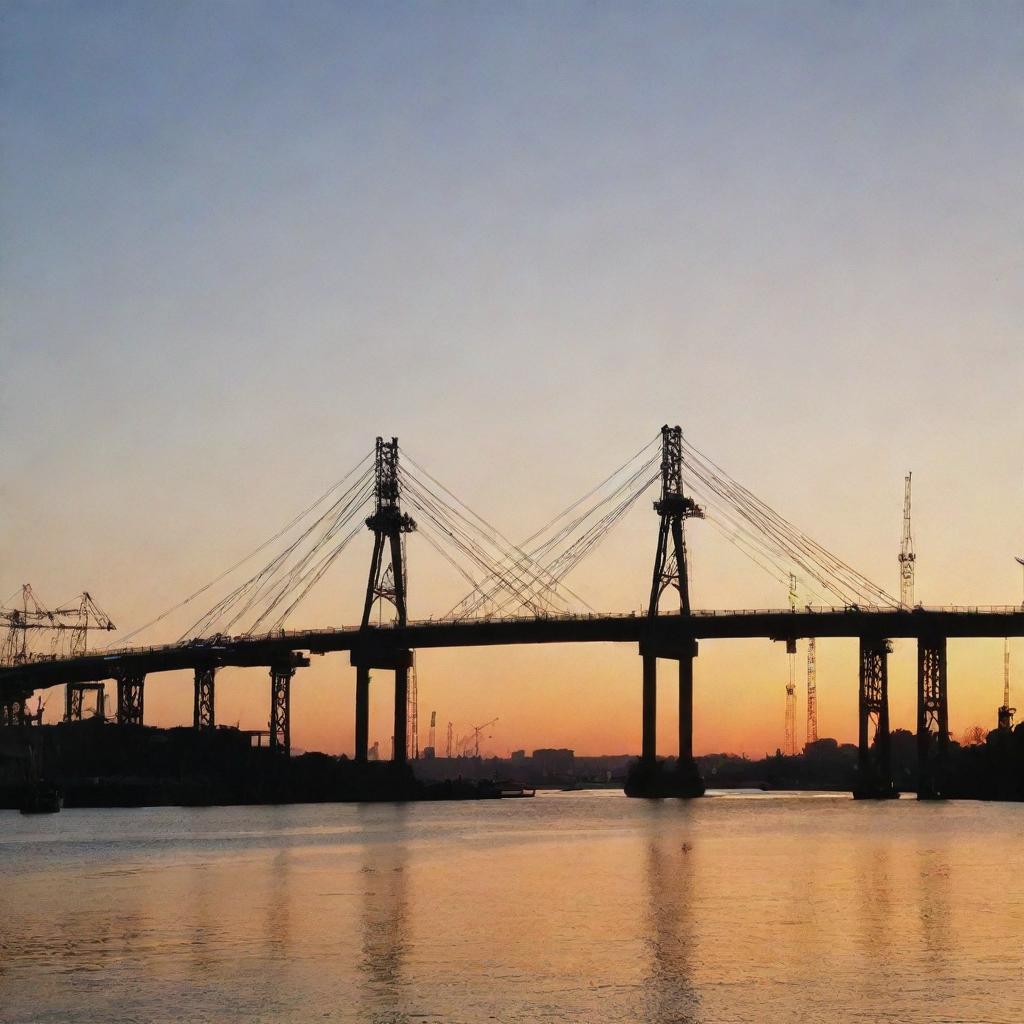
[498,784,535,798]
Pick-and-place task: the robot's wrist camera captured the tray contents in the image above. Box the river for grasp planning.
[1,791,1022,1023]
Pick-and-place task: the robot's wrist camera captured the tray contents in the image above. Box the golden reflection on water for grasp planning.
[1,795,1022,1024]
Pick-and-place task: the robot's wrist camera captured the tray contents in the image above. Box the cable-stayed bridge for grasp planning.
[2,427,1022,798]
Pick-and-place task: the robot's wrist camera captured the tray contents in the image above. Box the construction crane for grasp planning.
[463,717,498,758]
[899,473,915,607]
[806,637,818,745]
[998,638,1015,732]
[426,710,436,757]
[407,662,419,759]
[1,585,115,667]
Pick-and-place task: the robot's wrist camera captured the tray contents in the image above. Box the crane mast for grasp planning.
[806,637,818,745]
[899,472,915,608]
[999,638,1015,732]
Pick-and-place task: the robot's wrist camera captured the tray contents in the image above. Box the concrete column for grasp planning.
[678,651,694,763]
[393,665,408,765]
[355,665,370,762]
[642,654,657,763]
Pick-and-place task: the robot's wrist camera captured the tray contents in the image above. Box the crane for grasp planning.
[806,637,818,745]
[1,585,115,667]
[463,717,499,758]
[407,662,419,759]
[899,473,915,607]
[998,638,1015,732]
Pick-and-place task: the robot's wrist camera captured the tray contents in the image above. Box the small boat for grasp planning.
[498,784,536,798]
[19,784,63,815]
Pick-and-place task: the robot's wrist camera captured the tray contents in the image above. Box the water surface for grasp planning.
[1,791,1022,1023]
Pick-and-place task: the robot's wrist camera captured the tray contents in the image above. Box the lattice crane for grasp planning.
[999,638,1015,732]
[1,585,114,667]
[899,473,915,607]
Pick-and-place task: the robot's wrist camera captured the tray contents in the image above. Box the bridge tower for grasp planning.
[854,637,897,799]
[629,425,705,798]
[353,437,417,764]
[916,634,949,799]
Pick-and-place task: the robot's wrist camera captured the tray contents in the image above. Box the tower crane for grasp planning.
[899,473,915,607]
[1,585,115,667]
[426,710,437,756]
[998,638,1015,732]
[806,636,818,745]
[463,717,498,758]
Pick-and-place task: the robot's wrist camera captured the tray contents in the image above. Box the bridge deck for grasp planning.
[2,606,1023,693]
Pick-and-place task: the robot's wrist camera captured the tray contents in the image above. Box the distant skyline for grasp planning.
[2,2,1022,756]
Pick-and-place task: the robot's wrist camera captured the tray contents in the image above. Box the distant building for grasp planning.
[532,747,574,778]
[510,749,526,761]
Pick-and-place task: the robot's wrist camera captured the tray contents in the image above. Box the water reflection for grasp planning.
[356,808,411,1023]
[642,827,701,1024]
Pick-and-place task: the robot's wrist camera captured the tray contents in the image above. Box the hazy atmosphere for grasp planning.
[3,2,1022,757]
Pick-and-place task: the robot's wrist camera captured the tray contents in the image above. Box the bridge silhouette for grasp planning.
[2,427,1022,799]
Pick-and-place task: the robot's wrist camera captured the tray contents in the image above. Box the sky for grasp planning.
[2,1,1022,758]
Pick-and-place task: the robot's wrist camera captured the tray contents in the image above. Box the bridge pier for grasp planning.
[65,682,106,722]
[641,654,657,763]
[193,666,216,730]
[355,665,370,762]
[393,662,409,767]
[351,649,414,764]
[115,671,145,726]
[854,638,897,799]
[628,638,704,797]
[269,662,293,754]
[917,635,949,800]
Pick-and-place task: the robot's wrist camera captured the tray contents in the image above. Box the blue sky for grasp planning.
[2,2,1022,752]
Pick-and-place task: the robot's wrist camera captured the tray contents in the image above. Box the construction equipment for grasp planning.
[1,586,115,667]
[998,638,1015,732]
[407,662,419,759]
[425,710,436,757]
[445,721,453,758]
[464,717,498,758]
[899,473,915,607]
[806,637,818,745]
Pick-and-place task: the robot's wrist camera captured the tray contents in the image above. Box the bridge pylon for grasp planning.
[627,425,705,798]
[354,437,417,767]
[854,637,897,799]
[916,634,949,799]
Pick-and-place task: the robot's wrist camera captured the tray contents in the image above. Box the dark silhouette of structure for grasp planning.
[2,426,1023,802]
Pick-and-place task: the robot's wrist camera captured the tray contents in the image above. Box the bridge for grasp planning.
[2,427,1022,799]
